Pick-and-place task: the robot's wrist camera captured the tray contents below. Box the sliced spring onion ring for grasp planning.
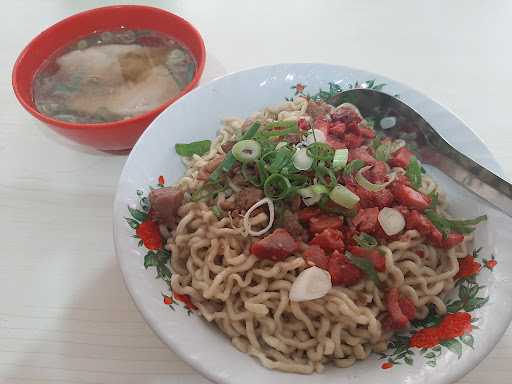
[263,174,292,200]
[275,141,288,150]
[305,129,326,145]
[315,165,337,189]
[292,147,313,170]
[332,149,349,170]
[298,184,329,206]
[232,140,261,163]
[329,184,360,208]
[243,198,275,236]
[355,165,396,192]
[307,142,334,161]
[378,207,405,236]
[375,142,392,162]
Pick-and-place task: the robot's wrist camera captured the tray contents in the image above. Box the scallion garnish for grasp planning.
[232,139,262,163]
[406,156,422,189]
[315,165,337,189]
[175,140,211,157]
[307,142,334,162]
[375,142,392,161]
[211,206,223,219]
[346,252,380,286]
[263,174,292,200]
[354,233,378,248]
[332,149,349,170]
[343,160,366,176]
[329,184,360,208]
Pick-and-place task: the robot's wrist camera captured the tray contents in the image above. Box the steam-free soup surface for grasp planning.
[33,29,196,124]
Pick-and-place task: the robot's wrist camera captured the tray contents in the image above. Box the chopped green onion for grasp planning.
[329,184,360,208]
[370,133,383,152]
[346,252,380,286]
[275,141,288,150]
[406,156,422,189]
[261,121,299,136]
[292,147,313,170]
[355,165,395,192]
[211,206,223,219]
[318,195,357,217]
[242,122,262,139]
[209,123,262,182]
[287,174,310,188]
[241,163,262,187]
[315,165,337,189]
[332,149,349,171]
[264,174,292,200]
[343,160,366,176]
[175,140,211,157]
[191,183,226,202]
[354,233,378,248]
[268,147,293,174]
[232,140,261,163]
[307,142,334,162]
[425,209,487,237]
[305,129,326,145]
[375,142,392,161]
[298,184,328,206]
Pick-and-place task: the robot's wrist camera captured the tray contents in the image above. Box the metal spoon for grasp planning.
[328,88,512,217]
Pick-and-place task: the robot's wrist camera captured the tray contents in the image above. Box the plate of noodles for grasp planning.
[113,63,512,384]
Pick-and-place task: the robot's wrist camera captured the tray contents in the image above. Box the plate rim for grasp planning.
[113,62,509,384]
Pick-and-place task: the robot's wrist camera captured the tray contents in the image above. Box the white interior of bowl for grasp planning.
[113,63,512,384]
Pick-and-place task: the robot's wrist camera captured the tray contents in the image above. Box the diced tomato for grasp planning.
[310,228,345,252]
[309,214,343,233]
[250,228,298,261]
[344,133,365,148]
[406,210,433,235]
[331,107,362,126]
[346,182,375,208]
[298,117,310,131]
[352,207,379,233]
[328,122,346,137]
[393,205,410,217]
[367,161,389,183]
[303,245,330,270]
[326,136,347,149]
[358,126,376,138]
[428,230,465,249]
[342,225,357,246]
[328,250,363,286]
[313,117,330,133]
[348,147,376,165]
[399,297,416,320]
[297,207,322,222]
[348,245,386,272]
[385,288,409,329]
[389,147,414,168]
[373,188,394,208]
[391,183,431,211]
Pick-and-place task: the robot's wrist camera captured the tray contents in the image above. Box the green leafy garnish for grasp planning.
[263,174,292,200]
[375,142,392,161]
[424,209,487,238]
[354,233,378,248]
[346,251,380,286]
[261,121,299,136]
[370,133,383,151]
[343,160,366,176]
[175,140,211,157]
[406,156,422,189]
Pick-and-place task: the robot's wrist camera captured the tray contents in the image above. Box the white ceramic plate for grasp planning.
[113,63,512,384]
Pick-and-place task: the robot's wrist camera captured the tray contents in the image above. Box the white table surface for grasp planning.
[2,1,511,383]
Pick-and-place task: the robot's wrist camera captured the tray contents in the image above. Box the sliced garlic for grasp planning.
[378,207,406,236]
[289,266,332,302]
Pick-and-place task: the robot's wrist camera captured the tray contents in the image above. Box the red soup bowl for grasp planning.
[12,5,206,151]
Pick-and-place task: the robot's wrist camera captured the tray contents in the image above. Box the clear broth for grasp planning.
[33,28,196,124]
